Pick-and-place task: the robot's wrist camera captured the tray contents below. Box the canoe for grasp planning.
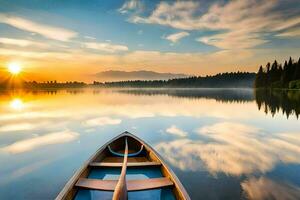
[56,131,190,200]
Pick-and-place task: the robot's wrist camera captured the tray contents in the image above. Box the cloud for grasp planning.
[0,123,36,132]
[119,0,144,14]
[0,47,73,59]
[1,130,79,154]
[276,28,300,38]
[273,16,300,32]
[84,42,129,53]
[0,14,77,41]
[196,30,268,49]
[242,177,300,200]
[0,37,48,48]
[165,32,189,43]
[166,125,187,137]
[130,1,199,29]
[84,36,96,40]
[155,122,300,175]
[84,117,122,127]
[138,30,143,35]
[129,0,300,49]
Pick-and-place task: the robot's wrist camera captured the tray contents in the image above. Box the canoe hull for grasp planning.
[56,131,190,200]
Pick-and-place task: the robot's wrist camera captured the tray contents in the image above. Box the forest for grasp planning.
[94,72,256,88]
[255,57,300,89]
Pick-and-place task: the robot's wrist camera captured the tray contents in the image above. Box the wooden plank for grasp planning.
[127,177,173,191]
[89,161,161,167]
[76,177,173,191]
[76,178,116,191]
[102,156,149,163]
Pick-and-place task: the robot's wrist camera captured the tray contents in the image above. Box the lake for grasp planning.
[0,88,300,200]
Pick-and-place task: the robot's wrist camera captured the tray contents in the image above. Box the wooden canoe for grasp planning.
[56,131,190,200]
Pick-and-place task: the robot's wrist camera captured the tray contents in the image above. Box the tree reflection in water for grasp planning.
[255,89,300,119]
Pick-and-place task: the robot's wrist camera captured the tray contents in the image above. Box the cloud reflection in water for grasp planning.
[242,177,300,200]
[1,130,79,154]
[156,122,300,175]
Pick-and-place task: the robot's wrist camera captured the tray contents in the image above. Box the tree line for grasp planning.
[255,57,300,89]
[23,81,86,88]
[93,72,256,88]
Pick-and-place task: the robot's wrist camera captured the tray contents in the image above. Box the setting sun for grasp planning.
[8,62,22,75]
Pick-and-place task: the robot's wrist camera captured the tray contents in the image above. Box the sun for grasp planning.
[8,62,22,75]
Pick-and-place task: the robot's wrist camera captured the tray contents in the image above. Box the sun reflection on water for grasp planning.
[10,98,24,111]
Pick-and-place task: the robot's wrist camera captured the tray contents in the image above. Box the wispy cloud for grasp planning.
[84,42,129,53]
[84,35,96,40]
[0,14,77,41]
[276,28,300,38]
[0,48,73,59]
[0,123,36,132]
[166,125,187,137]
[130,1,199,29]
[129,0,300,49]
[1,130,79,154]
[84,117,122,127]
[119,0,144,14]
[0,37,48,48]
[164,32,189,43]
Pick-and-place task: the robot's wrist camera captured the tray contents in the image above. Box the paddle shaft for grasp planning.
[112,138,128,200]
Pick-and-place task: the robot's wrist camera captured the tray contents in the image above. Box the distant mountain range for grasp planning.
[94,70,188,82]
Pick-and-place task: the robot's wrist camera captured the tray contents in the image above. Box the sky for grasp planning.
[0,0,299,82]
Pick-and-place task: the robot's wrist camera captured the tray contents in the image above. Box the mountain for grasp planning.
[94,70,188,82]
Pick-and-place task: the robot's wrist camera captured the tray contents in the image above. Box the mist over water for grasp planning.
[0,88,299,199]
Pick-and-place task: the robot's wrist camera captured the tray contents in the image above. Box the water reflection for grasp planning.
[116,88,254,103]
[0,88,299,199]
[242,177,300,200]
[156,122,300,175]
[2,130,79,154]
[10,98,24,111]
[117,88,300,118]
[2,88,300,118]
[255,89,300,119]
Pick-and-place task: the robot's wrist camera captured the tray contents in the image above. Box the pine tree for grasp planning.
[270,60,279,83]
[266,62,271,87]
[281,60,289,86]
[255,66,264,87]
[293,57,300,80]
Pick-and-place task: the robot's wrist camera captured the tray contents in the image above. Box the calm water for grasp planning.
[0,88,300,200]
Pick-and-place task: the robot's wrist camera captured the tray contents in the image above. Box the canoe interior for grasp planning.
[75,188,176,200]
[57,133,189,200]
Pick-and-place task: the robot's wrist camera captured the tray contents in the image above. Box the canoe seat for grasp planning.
[108,145,144,157]
[75,177,173,191]
[89,161,161,167]
[102,157,149,163]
